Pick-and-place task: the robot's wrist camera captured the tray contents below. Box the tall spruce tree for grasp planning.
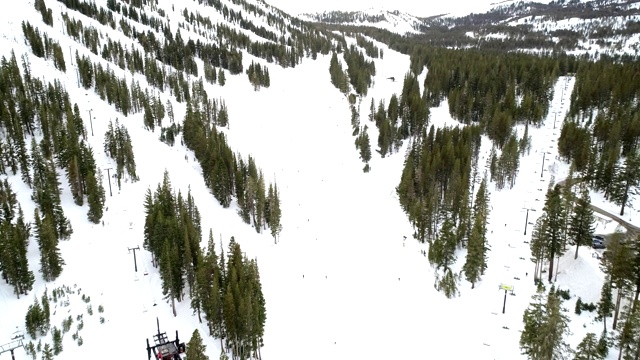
[616,300,640,360]
[530,216,548,282]
[463,178,490,288]
[609,151,640,216]
[568,188,595,259]
[33,210,64,282]
[520,286,571,359]
[0,203,34,297]
[602,232,634,330]
[543,185,565,282]
[574,332,605,360]
[597,275,613,334]
[85,170,105,223]
[186,329,209,360]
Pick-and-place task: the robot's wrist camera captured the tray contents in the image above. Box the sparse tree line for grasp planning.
[26,0,284,234]
[0,52,109,293]
[144,173,266,360]
[337,67,429,173]
[181,87,282,240]
[69,0,335,77]
[22,21,66,72]
[343,44,376,96]
[488,125,530,191]
[61,14,101,56]
[35,0,54,27]
[355,34,381,59]
[329,51,349,94]
[0,180,34,297]
[104,119,138,189]
[22,285,102,358]
[351,100,372,172]
[369,70,429,157]
[246,61,271,90]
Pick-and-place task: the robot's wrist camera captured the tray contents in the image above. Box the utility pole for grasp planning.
[128,246,140,272]
[88,109,94,136]
[524,208,530,236]
[104,168,113,196]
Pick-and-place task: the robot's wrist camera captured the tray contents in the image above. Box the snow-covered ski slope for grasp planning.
[0,0,635,359]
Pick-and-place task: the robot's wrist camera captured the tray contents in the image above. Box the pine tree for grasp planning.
[597,275,613,333]
[160,240,177,317]
[267,183,282,244]
[25,341,36,360]
[631,236,640,313]
[429,217,457,270]
[574,332,605,360]
[86,170,106,223]
[218,68,226,86]
[463,178,490,288]
[33,211,64,282]
[186,329,209,360]
[25,297,43,339]
[601,232,634,330]
[520,286,571,359]
[520,286,546,358]
[41,343,53,360]
[543,185,565,282]
[0,203,34,297]
[609,151,640,216]
[463,220,485,289]
[541,288,572,359]
[52,327,62,355]
[568,188,595,259]
[40,289,50,335]
[530,216,548,282]
[616,300,640,360]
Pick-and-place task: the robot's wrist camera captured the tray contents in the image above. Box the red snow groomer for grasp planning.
[146,318,186,360]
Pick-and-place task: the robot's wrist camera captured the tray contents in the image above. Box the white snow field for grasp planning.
[0,0,636,359]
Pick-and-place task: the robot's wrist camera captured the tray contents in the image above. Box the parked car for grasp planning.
[592,239,605,249]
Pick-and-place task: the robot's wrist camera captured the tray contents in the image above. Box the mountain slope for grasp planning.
[0,0,638,359]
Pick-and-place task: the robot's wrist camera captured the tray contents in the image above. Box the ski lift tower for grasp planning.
[145,317,186,360]
[0,331,24,360]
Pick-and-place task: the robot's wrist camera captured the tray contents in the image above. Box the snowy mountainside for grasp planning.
[302,0,640,58]
[420,0,640,57]
[299,8,424,35]
[1,0,640,360]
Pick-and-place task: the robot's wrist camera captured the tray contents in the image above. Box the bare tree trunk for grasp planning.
[613,289,623,330]
[554,256,560,282]
[171,295,176,317]
[633,330,640,360]
[633,286,640,314]
[548,248,555,283]
[574,244,580,259]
